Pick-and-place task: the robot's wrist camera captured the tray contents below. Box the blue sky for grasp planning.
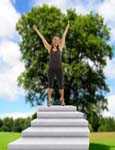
[0,0,115,118]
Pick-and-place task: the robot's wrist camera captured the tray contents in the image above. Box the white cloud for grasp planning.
[0,40,25,101]
[34,0,67,13]
[98,0,115,23]
[0,111,35,119]
[0,0,24,101]
[103,95,115,117]
[34,0,87,14]
[104,57,115,79]
[98,0,115,41]
[0,40,20,65]
[0,0,20,38]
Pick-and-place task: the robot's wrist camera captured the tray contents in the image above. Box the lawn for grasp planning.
[0,132,115,150]
[0,132,20,150]
[90,132,115,150]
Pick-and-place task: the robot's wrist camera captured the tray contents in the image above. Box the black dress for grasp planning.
[48,47,64,89]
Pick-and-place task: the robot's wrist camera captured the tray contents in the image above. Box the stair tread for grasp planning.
[22,127,89,137]
[9,137,89,145]
[23,127,89,132]
[32,118,88,122]
[37,111,84,118]
[38,105,76,112]
[31,118,88,126]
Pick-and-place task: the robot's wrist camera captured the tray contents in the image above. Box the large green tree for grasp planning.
[16,5,112,129]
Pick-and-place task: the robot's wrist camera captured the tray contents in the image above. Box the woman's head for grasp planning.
[51,36,61,47]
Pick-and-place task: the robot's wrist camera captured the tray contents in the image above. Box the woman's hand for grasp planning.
[33,25,38,31]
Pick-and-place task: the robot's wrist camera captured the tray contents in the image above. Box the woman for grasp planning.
[33,22,69,106]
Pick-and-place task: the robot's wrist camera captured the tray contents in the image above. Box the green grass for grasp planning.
[90,132,115,150]
[0,132,20,150]
[0,132,115,150]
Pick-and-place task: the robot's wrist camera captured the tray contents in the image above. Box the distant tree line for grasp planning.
[0,113,37,132]
[0,113,115,132]
[98,117,115,132]
[89,117,115,132]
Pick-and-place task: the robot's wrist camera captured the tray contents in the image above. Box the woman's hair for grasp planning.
[50,36,60,50]
[51,36,60,41]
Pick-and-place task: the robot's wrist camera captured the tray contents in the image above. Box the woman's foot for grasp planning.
[60,97,65,106]
[61,100,65,106]
[48,99,52,106]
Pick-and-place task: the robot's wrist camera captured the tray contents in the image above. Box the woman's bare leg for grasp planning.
[59,88,65,105]
[48,88,53,105]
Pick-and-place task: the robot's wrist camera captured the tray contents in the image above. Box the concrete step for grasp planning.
[37,105,76,112]
[22,127,89,137]
[31,119,88,127]
[8,137,89,150]
[37,111,85,119]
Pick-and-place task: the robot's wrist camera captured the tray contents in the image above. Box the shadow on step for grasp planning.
[89,143,109,150]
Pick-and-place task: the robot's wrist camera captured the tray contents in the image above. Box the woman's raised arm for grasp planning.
[59,21,69,50]
[33,25,51,53]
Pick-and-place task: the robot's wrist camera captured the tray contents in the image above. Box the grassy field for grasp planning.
[0,132,115,150]
[0,132,20,150]
[90,132,115,150]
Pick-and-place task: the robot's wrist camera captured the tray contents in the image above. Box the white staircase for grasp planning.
[8,105,90,150]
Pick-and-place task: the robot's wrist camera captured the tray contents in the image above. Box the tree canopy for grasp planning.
[16,5,113,129]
